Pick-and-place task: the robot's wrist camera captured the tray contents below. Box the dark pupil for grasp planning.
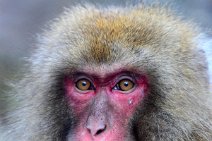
[124,81,129,87]
[82,81,87,86]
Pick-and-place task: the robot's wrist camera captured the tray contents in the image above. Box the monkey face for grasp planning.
[38,6,209,140]
[64,72,148,141]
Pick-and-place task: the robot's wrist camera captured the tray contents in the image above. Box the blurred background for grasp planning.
[0,0,211,116]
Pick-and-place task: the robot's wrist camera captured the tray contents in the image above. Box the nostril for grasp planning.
[95,125,106,135]
[86,124,107,136]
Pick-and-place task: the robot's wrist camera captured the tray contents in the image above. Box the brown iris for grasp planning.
[117,79,134,91]
[76,79,92,91]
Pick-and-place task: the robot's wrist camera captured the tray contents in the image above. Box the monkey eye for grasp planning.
[76,79,95,91]
[113,79,135,92]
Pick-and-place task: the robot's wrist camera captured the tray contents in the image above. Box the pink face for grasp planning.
[64,72,148,141]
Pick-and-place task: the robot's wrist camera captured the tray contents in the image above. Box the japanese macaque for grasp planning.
[1,4,212,141]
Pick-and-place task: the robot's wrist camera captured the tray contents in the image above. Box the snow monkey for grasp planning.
[1,4,212,141]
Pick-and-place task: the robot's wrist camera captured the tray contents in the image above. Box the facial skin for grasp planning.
[65,71,148,141]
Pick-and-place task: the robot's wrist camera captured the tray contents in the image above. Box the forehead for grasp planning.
[71,11,160,64]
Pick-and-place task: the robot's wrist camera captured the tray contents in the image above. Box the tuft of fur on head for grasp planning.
[1,4,212,141]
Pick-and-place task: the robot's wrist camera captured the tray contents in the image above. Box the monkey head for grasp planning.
[2,5,212,141]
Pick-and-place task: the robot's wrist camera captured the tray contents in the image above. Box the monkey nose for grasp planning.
[86,122,107,136]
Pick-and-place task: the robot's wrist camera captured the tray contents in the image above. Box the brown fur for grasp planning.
[1,4,211,141]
